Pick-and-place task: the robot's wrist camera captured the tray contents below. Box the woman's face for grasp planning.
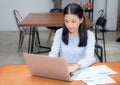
[64,14,83,34]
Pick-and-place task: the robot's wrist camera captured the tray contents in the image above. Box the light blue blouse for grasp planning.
[49,28,96,68]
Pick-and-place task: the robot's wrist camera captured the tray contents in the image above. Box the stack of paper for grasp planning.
[83,75,116,85]
[72,65,117,85]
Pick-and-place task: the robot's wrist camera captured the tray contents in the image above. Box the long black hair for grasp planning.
[62,3,88,47]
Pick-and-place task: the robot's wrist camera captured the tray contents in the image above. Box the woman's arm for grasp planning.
[48,28,62,57]
[77,30,96,68]
[68,30,96,73]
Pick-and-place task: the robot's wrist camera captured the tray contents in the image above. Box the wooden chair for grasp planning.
[47,8,63,46]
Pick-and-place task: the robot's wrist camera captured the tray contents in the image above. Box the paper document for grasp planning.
[72,65,117,84]
[73,65,117,80]
[83,75,116,85]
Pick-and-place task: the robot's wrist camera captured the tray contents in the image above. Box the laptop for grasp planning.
[23,53,79,81]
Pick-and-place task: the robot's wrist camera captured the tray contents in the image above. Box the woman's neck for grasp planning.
[70,31,78,39]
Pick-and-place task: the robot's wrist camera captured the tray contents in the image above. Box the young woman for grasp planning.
[49,3,96,73]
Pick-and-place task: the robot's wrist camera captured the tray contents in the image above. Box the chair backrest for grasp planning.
[95,10,107,42]
[50,8,63,13]
[13,10,23,30]
[95,16,107,28]
[95,9,107,28]
[13,10,29,32]
[47,8,63,30]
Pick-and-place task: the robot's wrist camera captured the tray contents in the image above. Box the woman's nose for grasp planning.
[68,22,72,27]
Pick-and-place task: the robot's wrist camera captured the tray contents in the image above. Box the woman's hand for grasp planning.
[68,63,80,73]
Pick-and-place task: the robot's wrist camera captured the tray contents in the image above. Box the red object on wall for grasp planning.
[87,2,92,10]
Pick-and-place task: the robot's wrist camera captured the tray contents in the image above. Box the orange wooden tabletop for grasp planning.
[0,62,120,85]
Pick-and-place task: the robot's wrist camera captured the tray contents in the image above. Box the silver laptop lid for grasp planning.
[23,53,71,81]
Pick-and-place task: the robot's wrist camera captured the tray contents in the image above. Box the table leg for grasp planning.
[28,28,32,53]
[30,27,36,53]
[34,29,51,54]
[28,27,50,54]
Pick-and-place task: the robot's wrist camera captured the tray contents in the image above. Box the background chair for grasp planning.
[94,10,107,62]
[88,29,103,62]
[47,8,63,46]
[95,44,103,62]
[13,10,40,52]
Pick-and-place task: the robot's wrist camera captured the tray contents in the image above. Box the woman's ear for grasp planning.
[80,18,84,24]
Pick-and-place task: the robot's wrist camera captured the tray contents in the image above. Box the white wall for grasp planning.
[62,0,118,31]
[0,0,119,31]
[0,0,53,31]
[93,0,118,31]
[93,0,106,24]
[62,0,89,8]
[118,0,120,15]
[106,0,118,30]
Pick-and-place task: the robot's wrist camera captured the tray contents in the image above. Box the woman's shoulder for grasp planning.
[56,28,63,32]
[55,28,63,34]
[87,29,95,39]
[54,28,63,38]
[87,29,94,35]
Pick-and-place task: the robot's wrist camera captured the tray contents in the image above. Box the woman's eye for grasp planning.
[65,20,68,23]
[72,21,76,23]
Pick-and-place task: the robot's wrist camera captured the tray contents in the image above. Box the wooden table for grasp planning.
[19,12,93,53]
[19,13,93,27]
[0,62,120,85]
